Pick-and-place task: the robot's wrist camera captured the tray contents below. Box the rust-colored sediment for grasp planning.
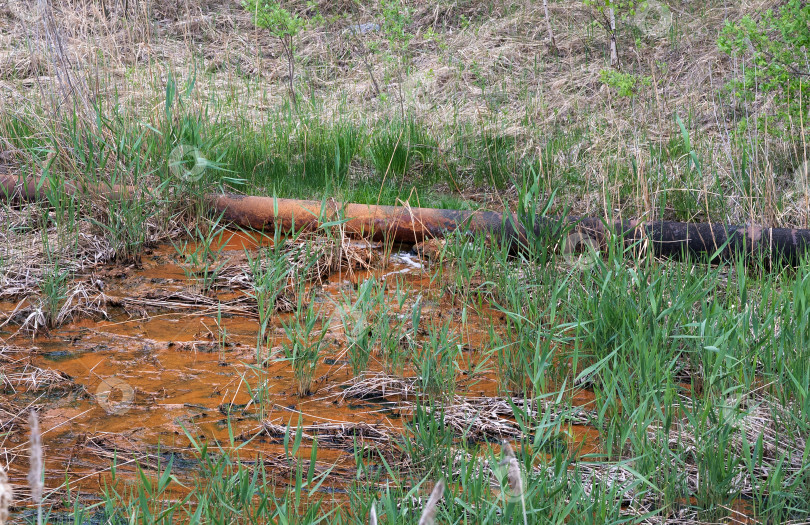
[0,241,599,510]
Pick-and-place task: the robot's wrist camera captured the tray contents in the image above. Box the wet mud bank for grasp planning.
[0,231,600,513]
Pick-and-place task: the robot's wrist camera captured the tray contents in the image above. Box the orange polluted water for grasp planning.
[0,235,599,510]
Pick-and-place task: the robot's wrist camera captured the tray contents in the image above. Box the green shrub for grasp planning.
[599,69,652,97]
[718,0,810,134]
[242,0,305,105]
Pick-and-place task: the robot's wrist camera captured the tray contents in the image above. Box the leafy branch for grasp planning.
[243,0,306,107]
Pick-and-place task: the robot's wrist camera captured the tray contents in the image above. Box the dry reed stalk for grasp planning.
[500,441,527,525]
[541,0,556,49]
[0,465,12,525]
[368,502,377,525]
[417,479,445,525]
[36,0,90,117]
[27,410,43,525]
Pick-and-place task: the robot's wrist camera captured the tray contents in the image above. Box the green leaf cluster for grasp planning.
[583,0,646,18]
[718,0,810,133]
[242,0,305,38]
[599,69,652,97]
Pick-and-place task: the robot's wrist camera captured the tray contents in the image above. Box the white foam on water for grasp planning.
[381,251,423,280]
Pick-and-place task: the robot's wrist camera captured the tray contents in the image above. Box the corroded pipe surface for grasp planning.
[0,173,45,202]
[208,193,810,263]
[3,171,810,264]
[204,193,522,245]
[0,174,136,202]
[575,217,810,264]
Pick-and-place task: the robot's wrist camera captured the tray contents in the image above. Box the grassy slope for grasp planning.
[0,0,807,220]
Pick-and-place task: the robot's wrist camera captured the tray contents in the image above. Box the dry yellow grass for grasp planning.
[0,0,806,225]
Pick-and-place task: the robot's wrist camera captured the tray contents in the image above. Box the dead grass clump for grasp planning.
[423,398,523,440]
[263,419,393,448]
[2,366,76,395]
[115,288,258,318]
[0,206,115,299]
[0,345,82,395]
[81,432,175,471]
[284,234,381,285]
[0,282,108,336]
[0,52,46,81]
[576,393,809,519]
[337,372,598,441]
[302,0,360,17]
[338,371,421,401]
[403,396,597,441]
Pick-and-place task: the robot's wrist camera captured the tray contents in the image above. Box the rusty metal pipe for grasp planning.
[204,193,523,245]
[0,173,44,202]
[0,173,136,202]
[4,173,810,264]
[207,193,810,264]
